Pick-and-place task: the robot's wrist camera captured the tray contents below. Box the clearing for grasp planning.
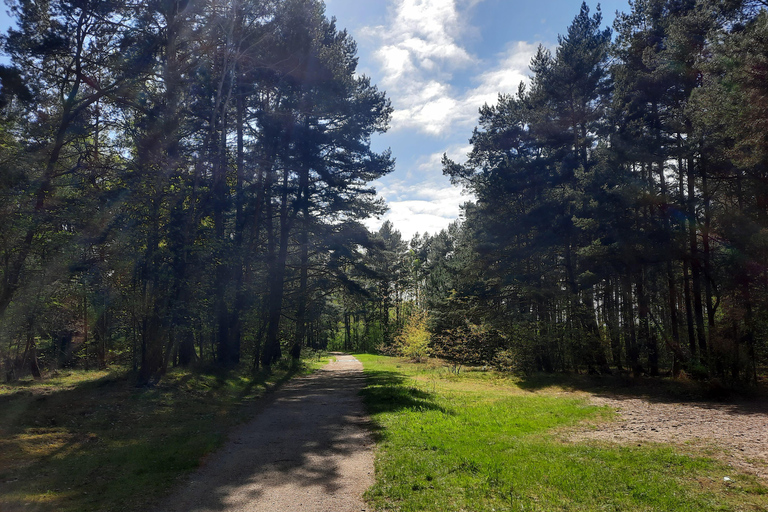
[568,392,768,481]
[359,355,768,511]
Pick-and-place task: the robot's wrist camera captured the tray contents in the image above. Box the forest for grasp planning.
[0,0,395,383]
[435,0,768,383]
[1,0,768,387]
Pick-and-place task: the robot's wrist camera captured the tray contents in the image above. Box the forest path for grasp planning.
[157,354,374,512]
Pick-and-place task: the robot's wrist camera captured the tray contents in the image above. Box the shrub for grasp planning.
[432,322,507,366]
[396,311,431,362]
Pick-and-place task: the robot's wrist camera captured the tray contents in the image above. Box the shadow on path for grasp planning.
[156,355,374,512]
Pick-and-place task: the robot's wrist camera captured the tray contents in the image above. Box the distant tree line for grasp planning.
[0,0,394,383]
[433,0,768,382]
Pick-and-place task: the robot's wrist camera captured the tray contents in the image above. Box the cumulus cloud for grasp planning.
[411,40,539,137]
[364,0,475,135]
[366,184,468,239]
[417,143,471,172]
[370,141,475,239]
[369,0,474,75]
[467,41,538,107]
[359,1,542,238]
[364,0,539,137]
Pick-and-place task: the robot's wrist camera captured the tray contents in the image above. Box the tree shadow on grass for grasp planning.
[515,372,768,416]
[0,364,311,512]
[0,369,125,397]
[359,368,450,443]
[360,369,448,415]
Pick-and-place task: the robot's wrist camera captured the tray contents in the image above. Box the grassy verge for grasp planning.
[0,354,331,512]
[358,354,768,512]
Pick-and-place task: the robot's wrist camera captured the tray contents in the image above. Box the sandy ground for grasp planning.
[156,354,374,512]
[568,394,768,480]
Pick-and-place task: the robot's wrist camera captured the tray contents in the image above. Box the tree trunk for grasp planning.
[636,269,658,376]
[658,150,682,373]
[702,168,716,331]
[687,156,708,364]
[604,277,622,370]
[261,167,291,367]
[679,151,696,362]
[621,273,641,375]
[291,165,311,361]
[230,62,247,367]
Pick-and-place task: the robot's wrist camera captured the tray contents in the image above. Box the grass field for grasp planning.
[0,354,330,512]
[358,354,768,512]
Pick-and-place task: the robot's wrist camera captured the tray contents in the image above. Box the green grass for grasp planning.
[358,354,768,512]
[0,354,331,512]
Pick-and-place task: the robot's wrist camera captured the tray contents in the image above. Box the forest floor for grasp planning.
[3,356,766,511]
[567,392,768,482]
[155,353,375,512]
[0,356,329,512]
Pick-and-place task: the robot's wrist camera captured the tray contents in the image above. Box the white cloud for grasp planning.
[448,41,539,132]
[359,1,542,238]
[365,0,476,135]
[370,145,475,239]
[366,184,468,240]
[472,41,537,100]
[378,45,416,80]
[366,0,539,137]
[416,143,471,174]
[383,0,473,67]
[392,95,460,136]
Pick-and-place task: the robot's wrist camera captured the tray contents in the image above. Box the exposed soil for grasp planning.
[156,354,374,512]
[567,393,768,480]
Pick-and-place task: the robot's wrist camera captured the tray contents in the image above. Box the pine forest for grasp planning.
[2,1,768,390]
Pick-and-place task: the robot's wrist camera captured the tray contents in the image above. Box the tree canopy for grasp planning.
[0,0,392,382]
[436,0,768,382]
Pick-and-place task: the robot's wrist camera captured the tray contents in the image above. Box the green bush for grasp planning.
[396,311,431,362]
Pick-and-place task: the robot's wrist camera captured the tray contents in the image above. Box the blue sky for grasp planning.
[324,0,631,239]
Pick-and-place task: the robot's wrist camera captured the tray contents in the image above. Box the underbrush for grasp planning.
[0,354,330,512]
[358,354,768,511]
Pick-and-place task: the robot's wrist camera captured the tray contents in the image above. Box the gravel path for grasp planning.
[568,394,768,480]
[157,354,374,512]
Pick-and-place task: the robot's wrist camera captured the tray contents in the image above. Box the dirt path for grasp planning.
[568,394,768,480]
[157,354,374,512]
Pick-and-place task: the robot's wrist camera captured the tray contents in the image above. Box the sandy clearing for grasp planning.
[156,354,374,512]
[568,394,768,480]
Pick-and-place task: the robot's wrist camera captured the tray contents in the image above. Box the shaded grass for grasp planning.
[516,371,768,404]
[358,354,768,512]
[0,355,331,512]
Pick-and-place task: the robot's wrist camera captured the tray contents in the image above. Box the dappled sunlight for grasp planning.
[0,370,114,397]
[157,356,373,512]
[15,430,80,459]
[0,364,308,512]
[0,0,766,509]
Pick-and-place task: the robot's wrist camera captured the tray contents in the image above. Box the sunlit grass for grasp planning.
[358,354,768,511]
[0,369,114,396]
[0,354,332,512]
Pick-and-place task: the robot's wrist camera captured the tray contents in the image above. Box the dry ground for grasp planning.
[568,392,768,481]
